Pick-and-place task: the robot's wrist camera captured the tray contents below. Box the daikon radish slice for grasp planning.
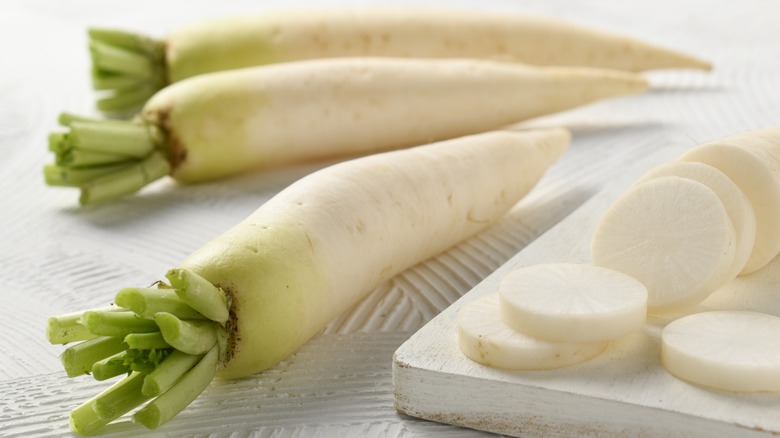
[661,311,780,392]
[591,176,736,313]
[636,161,756,280]
[679,128,780,274]
[457,294,608,370]
[498,263,647,343]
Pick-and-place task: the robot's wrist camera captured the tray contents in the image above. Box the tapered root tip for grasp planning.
[652,48,713,72]
[531,128,572,164]
[690,58,713,71]
[614,71,651,94]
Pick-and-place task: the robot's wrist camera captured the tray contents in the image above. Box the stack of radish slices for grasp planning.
[458,127,780,393]
[458,263,648,370]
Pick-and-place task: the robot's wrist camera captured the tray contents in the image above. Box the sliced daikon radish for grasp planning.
[679,128,780,274]
[661,311,780,392]
[457,294,608,370]
[498,263,647,343]
[636,161,756,280]
[591,176,736,313]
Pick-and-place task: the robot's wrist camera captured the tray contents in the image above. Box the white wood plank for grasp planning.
[393,149,780,437]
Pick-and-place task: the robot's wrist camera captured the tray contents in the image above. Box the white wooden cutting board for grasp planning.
[392,150,780,437]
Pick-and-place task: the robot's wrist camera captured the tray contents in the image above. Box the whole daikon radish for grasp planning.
[46,128,569,434]
[87,8,710,113]
[45,57,646,205]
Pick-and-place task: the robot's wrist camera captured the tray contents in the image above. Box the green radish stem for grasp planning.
[69,372,150,435]
[91,352,130,381]
[81,311,159,337]
[57,149,131,167]
[88,28,166,115]
[46,305,121,344]
[154,313,219,355]
[96,84,160,114]
[126,348,172,374]
[78,151,171,205]
[124,332,171,350]
[44,162,135,187]
[69,399,105,436]
[133,347,219,429]
[92,372,150,420]
[166,268,229,324]
[66,121,156,157]
[142,350,202,397]
[44,115,170,205]
[115,287,206,320]
[61,336,126,378]
[90,40,155,78]
[49,269,228,435]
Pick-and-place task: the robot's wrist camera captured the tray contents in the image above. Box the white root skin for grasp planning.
[165,8,711,82]
[679,127,780,274]
[591,176,736,314]
[636,161,756,280]
[179,129,569,378]
[142,57,646,183]
[661,311,780,392]
[458,294,608,370]
[498,263,647,343]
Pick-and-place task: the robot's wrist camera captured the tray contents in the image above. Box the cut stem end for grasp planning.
[49,269,230,435]
[44,114,171,206]
[88,27,167,116]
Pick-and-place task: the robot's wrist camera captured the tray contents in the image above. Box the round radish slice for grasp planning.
[457,294,608,370]
[636,161,755,280]
[679,130,780,274]
[661,311,780,392]
[498,263,647,343]
[591,176,736,313]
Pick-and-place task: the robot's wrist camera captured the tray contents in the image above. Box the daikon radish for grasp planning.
[498,263,647,343]
[636,161,756,280]
[88,8,710,114]
[45,57,646,205]
[591,176,736,313]
[661,311,780,392]
[46,128,569,435]
[458,294,608,370]
[679,127,780,274]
